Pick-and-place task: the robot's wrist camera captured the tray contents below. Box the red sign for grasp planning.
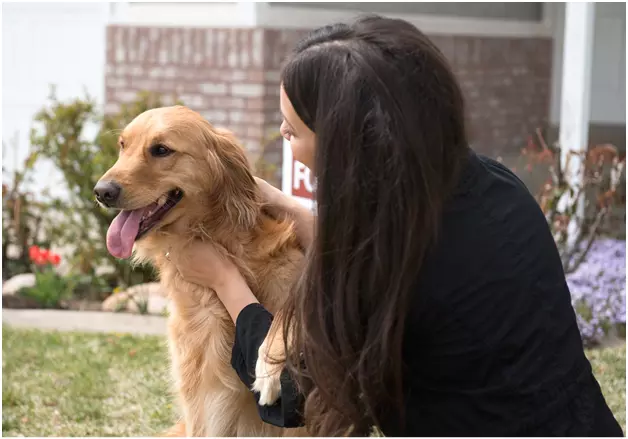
[291,159,314,199]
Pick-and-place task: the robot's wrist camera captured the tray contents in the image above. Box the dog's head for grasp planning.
[95,105,259,259]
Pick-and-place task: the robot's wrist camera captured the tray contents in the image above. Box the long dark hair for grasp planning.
[280,15,469,436]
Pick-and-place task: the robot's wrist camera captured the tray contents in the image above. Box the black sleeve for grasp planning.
[231,303,305,428]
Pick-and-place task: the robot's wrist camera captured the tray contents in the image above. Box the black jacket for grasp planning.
[231,151,623,436]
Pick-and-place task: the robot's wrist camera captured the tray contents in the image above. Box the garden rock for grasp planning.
[2,273,36,295]
[101,282,169,315]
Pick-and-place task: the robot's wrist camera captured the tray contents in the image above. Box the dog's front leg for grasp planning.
[159,420,186,437]
[178,388,209,437]
[168,330,213,437]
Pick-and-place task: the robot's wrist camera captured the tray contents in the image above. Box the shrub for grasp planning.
[516,130,625,273]
[515,130,626,345]
[28,89,167,287]
[2,136,52,280]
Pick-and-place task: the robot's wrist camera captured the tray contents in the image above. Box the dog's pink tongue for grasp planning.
[106,208,147,259]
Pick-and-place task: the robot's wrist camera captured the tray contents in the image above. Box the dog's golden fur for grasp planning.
[98,106,304,436]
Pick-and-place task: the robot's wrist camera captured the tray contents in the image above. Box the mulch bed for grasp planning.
[2,295,102,311]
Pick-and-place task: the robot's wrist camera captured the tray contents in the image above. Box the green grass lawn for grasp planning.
[587,342,626,432]
[2,325,626,436]
[2,326,176,436]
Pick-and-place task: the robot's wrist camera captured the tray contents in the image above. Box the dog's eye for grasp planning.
[150,144,173,157]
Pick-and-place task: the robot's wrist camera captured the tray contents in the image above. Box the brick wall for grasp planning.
[106,27,266,152]
[431,36,552,158]
[105,25,552,184]
[106,26,309,185]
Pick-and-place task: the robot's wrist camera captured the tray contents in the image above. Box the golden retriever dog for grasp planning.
[94,105,304,437]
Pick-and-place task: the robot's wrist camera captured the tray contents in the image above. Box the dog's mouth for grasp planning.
[106,189,183,259]
[136,189,184,240]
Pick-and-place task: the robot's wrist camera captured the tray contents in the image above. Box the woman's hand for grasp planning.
[255,177,315,249]
[255,177,288,215]
[169,240,258,322]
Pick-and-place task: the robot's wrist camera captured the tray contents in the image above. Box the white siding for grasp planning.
[110,2,256,27]
[2,2,109,199]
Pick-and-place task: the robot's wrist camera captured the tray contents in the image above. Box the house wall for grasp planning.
[105,26,306,185]
[1,3,112,268]
[108,2,257,27]
[2,3,108,196]
[8,2,623,193]
[105,2,553,173]
[2,2,109,199]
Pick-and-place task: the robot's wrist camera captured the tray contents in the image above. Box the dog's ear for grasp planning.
[201,125,260,230]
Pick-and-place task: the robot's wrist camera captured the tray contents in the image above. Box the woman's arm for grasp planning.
[214,268,259,323]
[282,197,314,251]
[171,241,305,428]
[232,302,305,428]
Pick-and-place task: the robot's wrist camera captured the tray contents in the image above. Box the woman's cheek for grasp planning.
[291,140,305,163]
[291,139,315,170]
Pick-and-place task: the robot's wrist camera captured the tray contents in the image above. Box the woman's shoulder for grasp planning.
[405,149,580,398]
[454,149,534,202]
[416,148,562,308]
[445,150,553,242]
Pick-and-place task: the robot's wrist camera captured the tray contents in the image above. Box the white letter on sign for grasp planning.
[293,161,313,193]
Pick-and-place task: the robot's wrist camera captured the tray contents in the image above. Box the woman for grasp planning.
[170,16,622,436]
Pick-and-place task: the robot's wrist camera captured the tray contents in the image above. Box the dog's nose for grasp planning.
[94,180,122,207]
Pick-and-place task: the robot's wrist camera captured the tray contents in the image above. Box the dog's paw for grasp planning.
[252,341,282,406]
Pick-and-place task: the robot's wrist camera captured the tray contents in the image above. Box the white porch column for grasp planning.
[558,2,595,244]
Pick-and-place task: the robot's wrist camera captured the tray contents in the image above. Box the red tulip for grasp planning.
[49,253,61,266]
[28,246,61,266]
[39,249,50,261]
[28,245,41,262]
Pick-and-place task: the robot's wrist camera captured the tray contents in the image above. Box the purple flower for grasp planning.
[566,238,626,346]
